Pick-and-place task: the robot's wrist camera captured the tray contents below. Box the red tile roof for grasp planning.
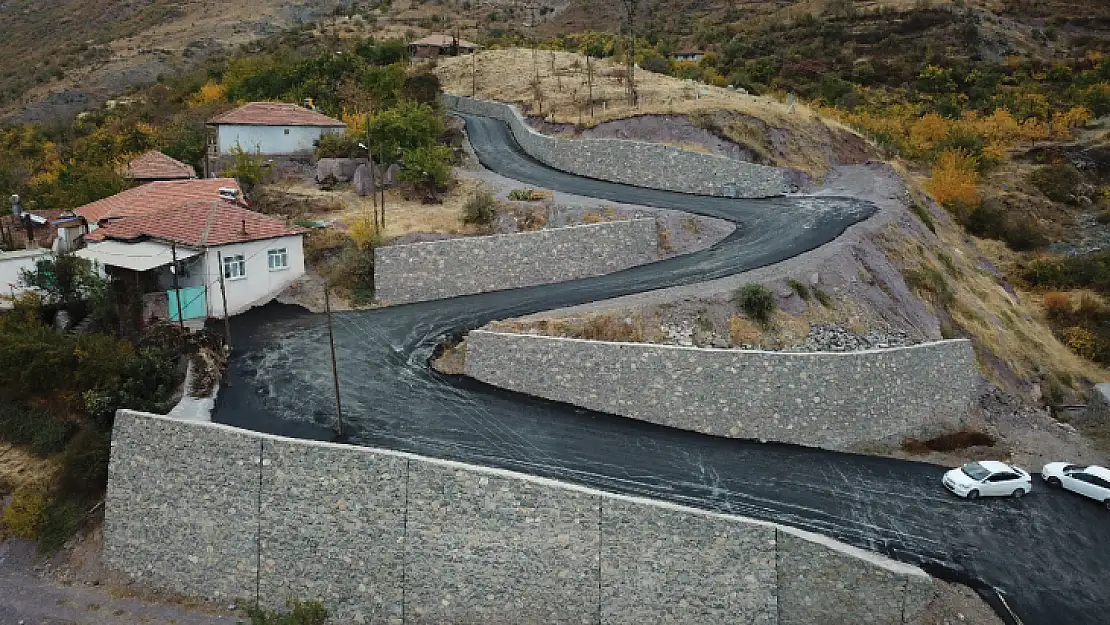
[75,178,241,224]
[122,151,197,180]
[85,199,303,247]
[207,102,346,127]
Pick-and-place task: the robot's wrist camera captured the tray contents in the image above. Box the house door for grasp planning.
[168,286,207,321]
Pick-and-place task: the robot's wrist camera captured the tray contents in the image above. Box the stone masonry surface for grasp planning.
[1080,382,1110,430]
[106,410,932,624]
[464,331,977,451]
[445,94,787,198]
[374,218,658,305]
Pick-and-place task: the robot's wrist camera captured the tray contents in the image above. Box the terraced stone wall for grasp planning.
[445,94,788,198]
[464,330,977,451]
[374,218,657,305]
[105,410,932,624]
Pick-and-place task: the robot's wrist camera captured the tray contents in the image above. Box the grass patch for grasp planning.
[787,278,811,301]
[909,201,936,233]
[734,283,777,325]
[37,498,85,554]
[812,288,833,307]
[904,266,955,305]
[936,252,959,276]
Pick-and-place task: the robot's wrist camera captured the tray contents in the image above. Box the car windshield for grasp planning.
[961,463,991,481]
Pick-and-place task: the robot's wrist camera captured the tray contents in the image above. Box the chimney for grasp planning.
[303,98,315,111]
[240,219,247,236]
[10,194,21,218]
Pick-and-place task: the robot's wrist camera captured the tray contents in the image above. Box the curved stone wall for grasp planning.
[445,94,787,198]
[105,410,933,624]
[464,330,977,451]
[374,218,658,305]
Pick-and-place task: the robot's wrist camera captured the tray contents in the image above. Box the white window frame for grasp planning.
[267,248,288,271]
[222,253,246,281]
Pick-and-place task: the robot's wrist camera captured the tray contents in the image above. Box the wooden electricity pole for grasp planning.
[216,251,231,348]
[586,55,594,119]
[621,0,637,106]
[324,280,345,437]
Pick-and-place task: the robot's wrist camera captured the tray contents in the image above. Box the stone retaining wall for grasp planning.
[374,218,658,305]
[464,330,977,451]
[445,94,787,198]
[105,410,933,624]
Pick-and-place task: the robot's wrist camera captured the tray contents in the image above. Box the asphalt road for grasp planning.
[214,115,1109,625]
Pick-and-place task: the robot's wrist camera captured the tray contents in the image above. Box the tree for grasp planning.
[220,141,267,195]
[399,145,452,198]
[368,102,444,165]
[402,73,442,106]
[19,253,102,310]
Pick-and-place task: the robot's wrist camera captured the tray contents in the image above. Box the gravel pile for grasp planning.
[785,323,915,352]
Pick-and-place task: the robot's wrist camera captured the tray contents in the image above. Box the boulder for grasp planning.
[315,158,363,183]
[353,163,376,197]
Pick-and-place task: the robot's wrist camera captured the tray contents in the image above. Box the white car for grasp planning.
[942,461,1033,499]
[1041,463,1110,510]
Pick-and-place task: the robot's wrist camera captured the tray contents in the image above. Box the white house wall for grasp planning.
[216,125,342,155]
[202,235,305,318]
[0,250,50,306]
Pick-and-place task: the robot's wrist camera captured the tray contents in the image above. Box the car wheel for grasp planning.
[1012,488,1025,499]
[1047,477,1061,487]
[966,490,980,500]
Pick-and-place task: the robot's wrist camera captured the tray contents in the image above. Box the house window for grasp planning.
[268,248,288,271]
[284,128,290,135]
[222,254,246,280]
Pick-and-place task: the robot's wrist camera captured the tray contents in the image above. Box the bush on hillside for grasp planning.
[463,188,498,227]
[734,283,776,325]
[1027,163,1082,204]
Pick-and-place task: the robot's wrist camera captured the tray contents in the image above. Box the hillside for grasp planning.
[4,0,1108,123]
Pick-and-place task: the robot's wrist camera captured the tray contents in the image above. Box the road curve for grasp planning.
[214,115,1109,625]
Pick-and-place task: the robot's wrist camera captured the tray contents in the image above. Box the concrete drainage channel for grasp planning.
[106,113,1109,625]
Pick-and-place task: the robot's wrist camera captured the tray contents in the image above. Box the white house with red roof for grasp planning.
[207,102,346,157]
[73,180,304,322]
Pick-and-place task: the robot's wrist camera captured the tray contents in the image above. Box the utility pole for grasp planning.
[586,55,594,119]
[170,242,185,331]
[365,113,379,230]
[472,47,478,97]
[216,250,231,349]
[621,0,637,106]
[324,280,345,437]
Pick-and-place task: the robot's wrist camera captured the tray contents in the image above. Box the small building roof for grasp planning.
[207,102,346,127]
[122,151,197,181]
[75,178,241,224]
[410,34,480,49]
[85,199,304,248]
[76,240,202,272]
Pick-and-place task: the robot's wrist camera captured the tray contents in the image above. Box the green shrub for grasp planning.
[0,406,73,457]
[328,245,376,305]
[1027,163,1082,204]
[1,485,46,539]
[813,288,833,307]
[734,283,776,325]
[787,278,810,301]
[463,189,498,227]
[315,132,361,159]
[909,201,936,233]
[507,188,540,201]
[248,599,329,625]
[58,428,111,498]
[37,497,84,554]
[1023,250,1110,292]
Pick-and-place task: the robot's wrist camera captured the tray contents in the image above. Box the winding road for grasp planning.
[214,114,1109,625]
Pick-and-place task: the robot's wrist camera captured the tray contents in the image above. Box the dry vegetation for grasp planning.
[435,48,864,177]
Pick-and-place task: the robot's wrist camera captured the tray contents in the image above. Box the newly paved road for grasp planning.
[215,115,1109,625]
